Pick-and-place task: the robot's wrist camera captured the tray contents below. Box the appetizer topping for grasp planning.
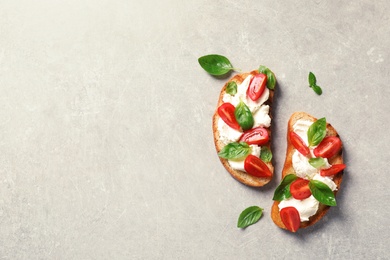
[320,164,346,177]
[290,131,310,156]
[218,103,241,131]
[247,73,267,101]
[313,136,342,159]
[279,196,319,222]
[235,100,254,131]
[244,154,272,178]
[307,117,326,147]
[290,178,311,200]
[239,126,269,145]
[280,207,301,232]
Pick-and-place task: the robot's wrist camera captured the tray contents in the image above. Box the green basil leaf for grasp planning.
[308,72,316,86]
[237,206,263,228]
[308,157,326,168]
[198,54,233,76]
[260,147,272,163]
[311,84,323,95]
[309,180,336,206]
[272,174,298,201]
[235,100,254,131]
[226,81,237,96]
[258,65,276,90]
[307,117,326,147]
[218,142,250,159]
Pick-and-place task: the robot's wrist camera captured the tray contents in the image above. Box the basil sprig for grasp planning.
[235,100,254,131]
[307,117,326,147]
[309,157,326,168]
[309,180,336,206]
[198,54,235,76]
[218,142,250,159]
[273,174,298,201]
[308,72,323,95]
[258,65,276,90]
[237,206,263,228]
[260,147,272,163]
[226,81,237,95]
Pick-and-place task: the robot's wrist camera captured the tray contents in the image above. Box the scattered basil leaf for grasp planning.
[258,65,276,90]
[226,81,237,96]
[237,206,263,228]
[273,174,298,201]
[198,54,234,76]
[309,180,336,206]
[218,142,250,160]
[260,147,272,163]
[235,100,254,131]
[307,117,326,147]
[308,157,326,168]
[311,84,323,95]
[308,72,316,86]
[308,72,322,95]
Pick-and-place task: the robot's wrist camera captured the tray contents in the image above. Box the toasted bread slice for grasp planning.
[271,112,344,231]
[212,70,275,187]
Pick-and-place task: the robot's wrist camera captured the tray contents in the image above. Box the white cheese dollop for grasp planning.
[278,195,320,222]
[228,145,261,172]
[253,105,271,128]
[217,118,242,145]
[292,119,313,146]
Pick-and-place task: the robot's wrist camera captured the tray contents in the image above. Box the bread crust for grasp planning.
[271,112,344,230]
[212,70,275,187]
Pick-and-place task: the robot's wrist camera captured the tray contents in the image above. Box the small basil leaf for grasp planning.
[198,54,233,76]
[235,100,254,131]
[237,206,263,228]
[258,65,276,90]
[307,117,326,147]
[273,174,298,201]
[309,180,336,206]
[218,142,250,160]
[308,72,316,86]
[260,147,272,163]
[311,84,323,95]
[308,157,326,168]
[226,81,237,96]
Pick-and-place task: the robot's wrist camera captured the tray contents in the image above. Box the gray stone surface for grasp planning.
[0,0,389,259]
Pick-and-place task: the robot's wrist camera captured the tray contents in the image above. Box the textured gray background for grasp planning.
[0,0,389,259]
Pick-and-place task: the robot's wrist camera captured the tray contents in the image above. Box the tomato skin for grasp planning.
[320,164,346,177]
[217,103,241,130]
[290,178,311,200]
[247,73,267,101]
[244,154,272,178]
[313,136,342,158]
[289,131,310,156]
[280,207,300,232]
[239,127,269,145]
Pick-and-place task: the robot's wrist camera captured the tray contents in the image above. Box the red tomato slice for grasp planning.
[320,164,346,177]
[289,131,310,156]
[244,154,272,178]
[290,178,311,200]
[217,103,241,130]
[280,207,300,232]
[247,73,267,101]
[313,136,342,158]
[239,127,269,145]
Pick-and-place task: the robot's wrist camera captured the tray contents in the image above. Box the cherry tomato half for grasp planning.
[320,164,346,177]
[217,103,241,130]
[280,207,301,233]
[313,136,342,159]
[247,73,267,101]
[289,131,310,156]
[244,154,272,178]
[290,178,311,200]
[239,127,269,145]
